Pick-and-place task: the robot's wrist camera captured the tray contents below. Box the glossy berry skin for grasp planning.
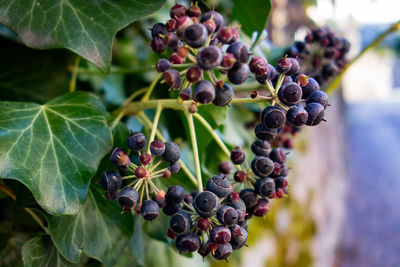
[163,201,181,216]
[184,24,208,48]
[139,153,151,165]
[218,161,232,174]
[286,105,308,126]
[249,56,268,75]
[169,53,185,65]
[197,217,211,231]
[226,195,246,214]
[166,185,186,203]
[170,211,192,235]
[233,170,246,183]
[213,83,234,106]
[285,57,300,76]
[251,156,274,178]
[218,27,233,44]
[261,106,286,129]
[100,170,122,193]
[180,87,192,101]
[299,77,320,99]
[141,200,160,221]
[202,18,216,35]
[166,19,176,31]
[269,148,287,164]
[217,206,238,226]
[153,195,166,209]
[254,178,275,197]
[163,69,182,90]
[127,132,146,151]
[197,46,223,70]
[176,233,201,253]
[253,198,270,217]
[193,80,215,104]
[175,16,194,37]
[193,191,220,217]
[239,189,258,209]
[135,166,147,178]
[150,140,165,156]
[168,161,181,173]
[221,53,237,69]
[162,141,181,163]
[118,187,139,211]
[304,103,325,126]
[164,33,181,52]
[255,123,277,141]
[251,139,271,157]
[188,5,201,17]
[276,57,292,74]
[151,23,168,37]
[213,243,233,261]
[186,66,202,83]
[210,226,231,245]
[110,147,130,168]
[230,147,245,164]
[278,82,302,106]
[170,4,187,19]
[230,227,247,250]
[307,90,328,108]
[226,42,250,64]
[156,59,171,72]
[200,11,224,32]
[206,174,231,198]
[228,63,249,85]
[151,36,166,53]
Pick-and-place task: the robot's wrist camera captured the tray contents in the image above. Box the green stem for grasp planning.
[186,112,203,192]
[142,73,163,101]
[147,102,163,154]
[326,20,400,94]
[69,56,80,93]
[171,63,195,68]
[274,74,285,94]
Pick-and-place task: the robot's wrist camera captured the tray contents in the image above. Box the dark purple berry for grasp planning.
[193,80,216,104]
[206,174,231,198]
[213,243,232,261]
[118,187,139,212]
[251,156,274,178]
[150,140,165,156]
[176,233,201,253]
[193,191,220,218]
[249,56,268,75]
[255,123,277,141]
[141,200,159,221]
[253,198,270,217]
[186,66,202,83]
[276,57,292,74]
[164,32,181,52]
[254,178,275,197]
[200,11,224,32]
[153,194,166,208]
[100,170,122,193]
[162,141,181,163]
[218,161,232,174]
[300,77,320,99]
[202,18,217,35]
[322,62,338,79]
[170,211,192,235]
[164,69,182,90]
[304,103,325,126]
[269,148,287,164]
[230,227,247,250]
[170,4,187,19]
[230,147,245,164]
[285,57,300,76]
[210,225,231,245]
[151,23,167,38]
[166,185,185,203]
[175,16,194,37]
[226,195,246,214]
[233,170,246,183]
[151,36,166,53]
[228,63,249,85]
[184,24,208,48]
[197,46,223,70]
[221,53,237,69]
[163,170,171,178]
[239,189,258,209]
[278,82,302,106]
[197,217,211,231]
[307,91,328,108]
[218,27,233,44]
[213,83,234,106]
[166,19,176,31]
[169,53,185,65]
[127,132,146,151]
[251,139,271,157]
[188,5,201,17]
[156,59,171,72]
[168,161,181,173]
[261,106,286,129]
[135,166,147,178]
[286,105,308,126]
[180,87,192,101]
[163,201,181,216]
[184,194,193,205]
[139,153,151,165]
[110,147,131,168]
[226,42,250,64]
[217,206,238,226]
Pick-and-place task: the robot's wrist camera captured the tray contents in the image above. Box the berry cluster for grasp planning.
[151,3,250,107]
[100,131,182,221]
[285,27,350,86]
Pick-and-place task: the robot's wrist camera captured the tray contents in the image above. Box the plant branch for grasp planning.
[326,20,400,94]
[142,73,163,101]
[186,112,203,192]
[147,102,163,154]
[69,56,80,93]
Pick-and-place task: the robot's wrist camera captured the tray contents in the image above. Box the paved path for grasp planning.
[338,101,400,267]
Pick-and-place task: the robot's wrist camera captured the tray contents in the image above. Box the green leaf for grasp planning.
[0,0,166,71]
[231,0,271,42]
[22,235,78,267]
[129,219,145,266]
[44,185,134,266]
[0,37,71,104]
[0,92,112,215]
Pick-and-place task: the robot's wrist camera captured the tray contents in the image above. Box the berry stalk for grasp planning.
[147,102,163,154]
[186,112,203,192]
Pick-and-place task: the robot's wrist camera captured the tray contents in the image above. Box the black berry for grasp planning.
[230,147,245,164]
[255,123,277,141]
[176,233,201,253]
[277,82,302,106]
[304,102,325,126]
[100,170,122,193]
[170,211,192,235]
[261,106,286,129]
[210,225,231,245]
[269,148,287,164]
[156,59,171,72]
[251,139,271,157]
[239,189,258,209]
[166,185,186,203]
[150,140,165,156]
[193,80,215,104]
[230,227,247,250]
[162,141,181,163]
[196,46,223,70]
[118,187,139,212]
[200,11,224,32]
[163,69,182,90]
[168,161,181,173]
[213,243,232,261]
[217,206,238,226]
[141,200,160,221]
[286,105,308,126]
[227,63,249,85]
[213,83,234,106]
[193,191,220,218]
[254,178,275,197]
[251,156,274,177]
[226,42,250,64]
[307,90,328,108]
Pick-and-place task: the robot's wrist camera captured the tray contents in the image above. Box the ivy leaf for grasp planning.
[0,0,166,71]
[22,235,78,267]
[0,92,112,215]
[44,185,134,266]
[231,0,271,42]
